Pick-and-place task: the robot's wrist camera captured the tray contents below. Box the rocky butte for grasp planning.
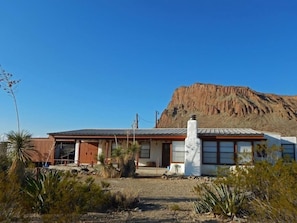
[157,83,297,136]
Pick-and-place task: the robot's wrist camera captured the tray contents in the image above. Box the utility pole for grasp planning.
[155,111,159,128]
[136,113,139,129]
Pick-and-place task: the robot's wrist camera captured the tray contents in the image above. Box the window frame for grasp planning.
[202,140,255,165]
[219,141,235,165]
[172,141,185,163]
[139,141,150,158]
[202,141,217,164]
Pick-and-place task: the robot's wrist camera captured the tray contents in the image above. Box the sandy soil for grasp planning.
[41,166,231,223]
[81,174,225,223]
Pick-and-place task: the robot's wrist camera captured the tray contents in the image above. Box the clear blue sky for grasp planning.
[0,0,296,137]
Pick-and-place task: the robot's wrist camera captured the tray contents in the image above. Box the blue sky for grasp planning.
[0,0,296,137]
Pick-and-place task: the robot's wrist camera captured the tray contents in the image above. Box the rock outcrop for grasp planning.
[157,83,297,136]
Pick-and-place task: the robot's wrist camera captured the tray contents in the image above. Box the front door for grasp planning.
[162,143,171,167]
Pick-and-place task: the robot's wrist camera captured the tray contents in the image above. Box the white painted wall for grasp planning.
[169,163,185,174]
[138,140,162,167]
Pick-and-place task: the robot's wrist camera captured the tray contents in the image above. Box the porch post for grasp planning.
[184,115,201,176]
[74,140,80,165]
[98,140,103,164]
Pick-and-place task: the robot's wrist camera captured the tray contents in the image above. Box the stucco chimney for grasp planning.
[184,115,201,176]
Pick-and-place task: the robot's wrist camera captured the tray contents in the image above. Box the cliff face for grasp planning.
[157,83,297,136]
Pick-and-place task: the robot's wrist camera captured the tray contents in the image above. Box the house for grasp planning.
[31,116,297,176]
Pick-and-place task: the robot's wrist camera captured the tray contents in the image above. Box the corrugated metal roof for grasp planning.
[49,128,262,137]
[198,128,262,135]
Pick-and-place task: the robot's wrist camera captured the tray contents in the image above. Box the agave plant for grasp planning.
[193,182,246,218]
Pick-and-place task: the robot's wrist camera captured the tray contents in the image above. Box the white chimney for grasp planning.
[184,115,201,176]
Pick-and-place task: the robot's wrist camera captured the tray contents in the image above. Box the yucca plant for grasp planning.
[193,182,246,218]
[23,170,63,214]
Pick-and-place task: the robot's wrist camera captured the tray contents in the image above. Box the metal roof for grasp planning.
[49,128,263,137]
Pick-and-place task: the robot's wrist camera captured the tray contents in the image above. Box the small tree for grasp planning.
[100,142,140,178]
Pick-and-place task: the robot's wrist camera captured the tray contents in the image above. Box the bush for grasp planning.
[216,159,297,222]
[22,169,112,215]
[193,182,247,218]
[0,162,140,222]
[0,172,24,222]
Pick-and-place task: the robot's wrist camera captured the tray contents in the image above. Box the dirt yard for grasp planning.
[99,176,219,223]
[77,167,227,223]
[44,166,233,222]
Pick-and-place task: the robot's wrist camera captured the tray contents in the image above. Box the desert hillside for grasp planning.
[157,83,297,136]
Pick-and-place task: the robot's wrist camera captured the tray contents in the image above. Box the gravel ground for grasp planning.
[81,167,225,223]
[41,166,229,222]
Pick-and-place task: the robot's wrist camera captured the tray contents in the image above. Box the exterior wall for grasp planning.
[264,132,281,147]
[201,165,215,176]
[264,132,284,161]
[169,163,185,174]
[138,140,163,167]
[31,137,55,165]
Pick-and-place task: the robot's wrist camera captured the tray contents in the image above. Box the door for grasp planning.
[162,143,171,167]
[79,142,98,165]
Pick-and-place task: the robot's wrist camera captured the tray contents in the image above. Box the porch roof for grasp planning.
[48,128,263,138]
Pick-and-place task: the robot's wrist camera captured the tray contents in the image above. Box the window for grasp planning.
[220,142,235,164]
[282,144,295,161]
[140,142,150,158]
[237,141,252,164]
[172,141,185,163]
[203,141,217,164]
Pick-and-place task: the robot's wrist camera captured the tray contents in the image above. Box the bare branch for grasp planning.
[0,65,21,133]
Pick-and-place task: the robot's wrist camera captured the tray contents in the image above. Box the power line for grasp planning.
[138,114,154,124]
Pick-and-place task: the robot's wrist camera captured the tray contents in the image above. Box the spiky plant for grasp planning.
[193,182,246,218]
[6,130,38,182]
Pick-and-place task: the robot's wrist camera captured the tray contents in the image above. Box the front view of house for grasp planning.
[32,117,297,176]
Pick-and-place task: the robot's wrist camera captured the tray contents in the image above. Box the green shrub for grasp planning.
[216,159,297,222]
[193,182,246,218]
[23,170,113,215]
[0,172,24,222]
[170,204,181,211]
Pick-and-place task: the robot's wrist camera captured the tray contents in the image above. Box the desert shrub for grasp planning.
[0,154,11,172]
[170,204,181,211]
[110,190,139,210]
[22,168,138,219]
[193,182,247,218]
[22,170,113,215]
[216,159,297,222]
[0,172,24,222]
